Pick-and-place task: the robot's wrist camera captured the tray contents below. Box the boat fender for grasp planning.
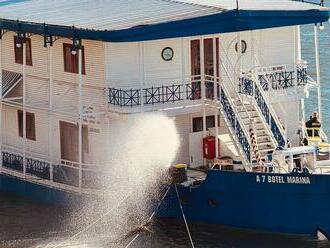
[317,229,329,241]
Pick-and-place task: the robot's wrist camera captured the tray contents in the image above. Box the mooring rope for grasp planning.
[174,184,195,248]
[49,190,134,248]
[125,185,171,248]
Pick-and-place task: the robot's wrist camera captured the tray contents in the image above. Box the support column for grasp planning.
[213,36,219,158]
[48,44,54,181]
[0,36,3,169]
[293,26,298,95]
[181,38,186,106]
[22,41,27,176]
[237,32,242,93]
[297,25,306,139]
[78,46,83,190]
[200,37,206,138]
[314,24,322,122]
[139,42,145,109]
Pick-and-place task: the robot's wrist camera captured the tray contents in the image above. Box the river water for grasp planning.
[1,12,330,248]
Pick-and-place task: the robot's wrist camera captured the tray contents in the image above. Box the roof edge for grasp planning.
[0,9,329,42]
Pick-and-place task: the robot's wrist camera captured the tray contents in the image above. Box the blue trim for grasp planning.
[0,9,329,42]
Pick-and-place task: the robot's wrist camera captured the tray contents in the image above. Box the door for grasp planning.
[59,121,89,163]
[190,38,219,99]
[60,121,79,162]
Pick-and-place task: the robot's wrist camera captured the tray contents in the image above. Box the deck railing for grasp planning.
[252,63,308,92]
[1,147,109,190]
[108,76,218,107]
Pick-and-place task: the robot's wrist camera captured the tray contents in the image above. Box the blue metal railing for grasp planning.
[2,151,23,172]
[239,77,286,148]
[255,66,307,91]
[108,88,141,107]
[26,157,50,180]
[144,84,184,105]
[219,86,251,162]
[2,151,107,189]
[108,80,217,107]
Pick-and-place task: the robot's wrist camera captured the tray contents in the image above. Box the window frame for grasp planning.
[18,110,36,141]
[14,36,33,66]
[63,43,86,74]
[192,115,220,133]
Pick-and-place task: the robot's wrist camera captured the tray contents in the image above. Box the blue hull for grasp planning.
[2,169,330,238]
[159,170,330,238]
[0,173,84,207]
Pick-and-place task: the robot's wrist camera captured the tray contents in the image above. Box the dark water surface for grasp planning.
[2,10,330,248]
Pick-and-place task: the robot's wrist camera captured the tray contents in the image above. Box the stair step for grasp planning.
[257,134,271,140]
[259,148,275,155]
[257,140,274,146]
[242,118,262,125]
[237,108,257,114]
[258,145,275,151]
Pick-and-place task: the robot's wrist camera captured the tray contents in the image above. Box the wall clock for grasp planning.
[161,47,174,61]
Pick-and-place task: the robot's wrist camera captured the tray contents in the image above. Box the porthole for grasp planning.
[235,40,247,54]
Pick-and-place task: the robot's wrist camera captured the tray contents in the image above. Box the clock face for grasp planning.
[161,47,174,61]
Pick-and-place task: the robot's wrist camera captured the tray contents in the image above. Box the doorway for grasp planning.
[59,121,88,162]
[190,38,219,99]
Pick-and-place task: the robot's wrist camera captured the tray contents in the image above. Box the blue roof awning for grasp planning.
[0,0,328,42]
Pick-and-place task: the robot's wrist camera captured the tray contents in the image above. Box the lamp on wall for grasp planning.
[71,38,81,56]
[319,23,325,31]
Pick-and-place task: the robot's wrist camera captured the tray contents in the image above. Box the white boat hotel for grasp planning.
[0,0,328,195]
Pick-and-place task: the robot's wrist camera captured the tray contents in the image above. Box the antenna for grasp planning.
[236,0,239,10]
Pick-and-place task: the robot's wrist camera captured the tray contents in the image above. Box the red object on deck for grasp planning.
[203,136,216,159]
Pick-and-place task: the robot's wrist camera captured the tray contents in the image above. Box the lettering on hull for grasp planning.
[256,175,311,185]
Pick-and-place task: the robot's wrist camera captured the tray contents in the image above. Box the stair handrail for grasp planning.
[219,80,252,164]
[249,71,287,148]
[218,60,252,164]
[219,41,286,151]
[249,54,289,148]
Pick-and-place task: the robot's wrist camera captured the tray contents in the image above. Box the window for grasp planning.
[63,43,85,74]
[190,38,219,77]
[18,110,36,141]
[14,36,32,66]
[192,115,220,133]
[190,40,200,76]
[193,117,203,132]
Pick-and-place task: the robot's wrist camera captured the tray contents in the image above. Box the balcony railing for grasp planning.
[249,63,308,92]
[1,148,109,190]
[108,76,218,108]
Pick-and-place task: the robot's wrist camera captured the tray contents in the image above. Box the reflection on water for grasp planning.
[0,192,329,248]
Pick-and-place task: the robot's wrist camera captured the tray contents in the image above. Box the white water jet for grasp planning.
[63,112,181,245]
[106,112,180,187]
[103,112,181,239]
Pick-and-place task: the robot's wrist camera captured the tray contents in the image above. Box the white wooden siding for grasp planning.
[106,38,190,88]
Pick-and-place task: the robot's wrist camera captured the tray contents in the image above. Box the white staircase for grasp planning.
[236,100,277,160]
[218,46,287,165]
